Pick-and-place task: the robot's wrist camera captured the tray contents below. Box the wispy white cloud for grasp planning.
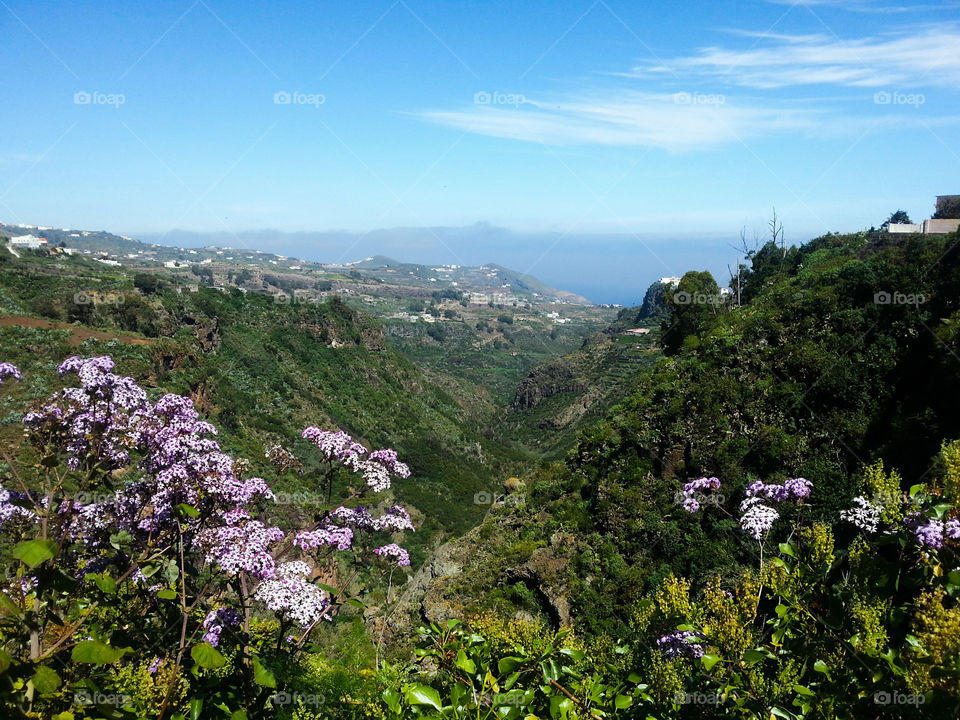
[764,0,960,14]
[638,25,960,89]
[419,93,823,151]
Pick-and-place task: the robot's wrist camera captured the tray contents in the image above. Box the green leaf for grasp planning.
[498,657,524,674]
[253,658,276,688]
[614,694,633,709]
[742,648,768,665]
[701,654,722,671]
[190,698,203,720]
[190,642,226,669]
[175,503,200,518]
[12,539,57,568]
[813,659,831,678]
[559,648,585,662]
[0,592,22,617]
[346,598,365,609]
[229,712,247,720]
[72,639,128,665]
[778,542,796,557]
[381,688,401,714]
[455,649,476,675]
[549,695,572,719]
[793,685,815,697]
[0,649,12,674]
[157,589,177,600]
[31,666,61,694]
[109,531,133,550]
[403,684,442,710]
[94,575,117,594]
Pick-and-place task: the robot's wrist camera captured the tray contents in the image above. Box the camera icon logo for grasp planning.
[674,291,691,305]
[474,91,491,105]
[74,91,91,105]
[270,691,293,705]
[873,291,891,305]
[873,691,891,705]
[674,91,691,105]
[874,91,891,105]
[73,291,92,305]
[274,91,291,105]
[474,491,493,505]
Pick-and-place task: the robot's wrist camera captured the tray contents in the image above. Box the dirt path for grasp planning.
[0,315,153,346]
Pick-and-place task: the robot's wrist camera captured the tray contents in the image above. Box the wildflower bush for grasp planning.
[0,356,414,719]
[388,458,960,719]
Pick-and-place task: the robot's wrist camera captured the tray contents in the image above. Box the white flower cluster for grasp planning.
[839,496,881,534]
[254,561,330,627]
[739,497,780,540]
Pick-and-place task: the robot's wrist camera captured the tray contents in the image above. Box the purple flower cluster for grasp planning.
[656,630,705,660]
[202,607,243,647]
[24,356,150,471]
[946,518,960,540]
[196,519,285,579]
[253,561,331,626]
[745,477,812,501]
[372,543,411,567]
[0,362,21,384]
[300,427,410,492]
[0,485,37,527]
[679,476,721,513]
[905,513,945,550]
[738,477,812,540]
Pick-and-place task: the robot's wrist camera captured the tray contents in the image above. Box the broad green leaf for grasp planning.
[94,575,117,594]
[793,685,815,697]
[190,642,226,669]
[778,542,796,557]
[190,698,203,720]
[455,649,476,675]
[157,588,177,600]
[403,684,442,710]
[109,531,133,550]
[813,659,831,678]
[253,658,277,688]
[72,639,128,665]
[559,648,585,662]
[701,654,721,671]
[498,656,524,674]
[381,688,401,714]
[0,592,22,617]
[742,648,768,665]
[549,695,572,719]
[12,539,57,568]
[31,666,61,694]
[175,503,200,518]
[615,694,633,709]
[0,649,12,674]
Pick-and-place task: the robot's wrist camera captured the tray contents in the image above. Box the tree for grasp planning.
[934,196,960,220]
[134,272,163,294]
[882,209,912,229]
[660,271,724,355]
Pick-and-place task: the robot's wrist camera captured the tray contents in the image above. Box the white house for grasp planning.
[9,234,47,249]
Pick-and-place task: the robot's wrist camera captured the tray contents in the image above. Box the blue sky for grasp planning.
[2,0,959,303]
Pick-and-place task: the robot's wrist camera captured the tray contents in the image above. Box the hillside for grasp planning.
[397,229,960,635]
